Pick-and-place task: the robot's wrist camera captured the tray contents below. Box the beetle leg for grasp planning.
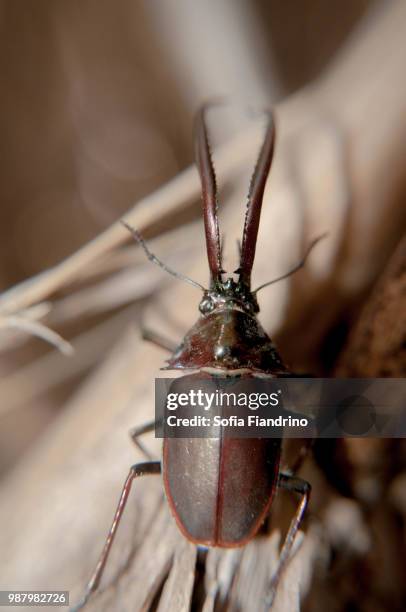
[265,473,311,608]
[142,327,177,353]
[129,420,160,460]
[70,461,161,612]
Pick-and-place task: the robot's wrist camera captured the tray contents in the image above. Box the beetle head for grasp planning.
[199,277,259,316]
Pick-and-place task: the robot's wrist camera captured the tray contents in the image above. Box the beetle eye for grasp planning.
[199,297,214,314]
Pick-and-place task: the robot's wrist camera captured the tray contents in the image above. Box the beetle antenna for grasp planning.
[253,233,328,294]
[121,221,206,291]
[238,111,275,288]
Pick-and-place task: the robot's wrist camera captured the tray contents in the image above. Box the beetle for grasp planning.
[72,105,323,610]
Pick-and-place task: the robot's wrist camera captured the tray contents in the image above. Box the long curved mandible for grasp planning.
[194,106,222,284]
[239,111,275,287]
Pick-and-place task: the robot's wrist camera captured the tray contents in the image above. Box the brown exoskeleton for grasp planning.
[71,106,323,611]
